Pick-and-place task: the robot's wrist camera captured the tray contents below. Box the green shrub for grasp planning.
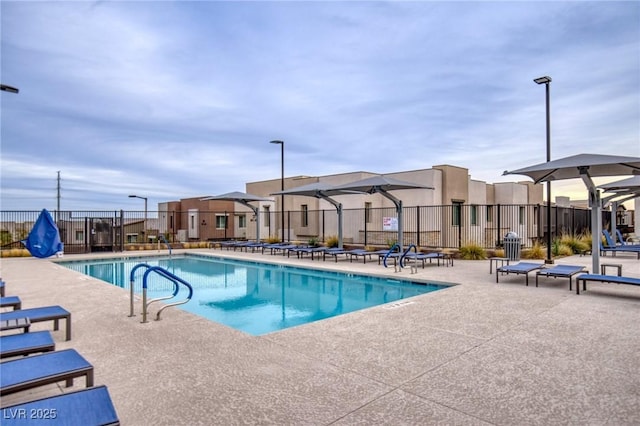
[458,241,487,260]
[385,238,398,248]
[266,235,281,244]
[551,239,575,257]
[325,235,339,248]
[558,233,590,254]
[0,248,31,258]
[522,242,545,259]
[308,237,319,247]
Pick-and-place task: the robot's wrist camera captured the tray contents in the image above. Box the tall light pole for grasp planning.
[270,140,285,242]
[129,194,148,241]
[534,76,553,264]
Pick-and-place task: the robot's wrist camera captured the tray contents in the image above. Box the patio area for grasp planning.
[1,250,639,425]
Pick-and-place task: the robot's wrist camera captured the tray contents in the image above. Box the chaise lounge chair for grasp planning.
[601,230,640,259]
[323,248,349,262]
[496,262,544,286]
[575,273,640,295]
[615,229,640,248]
[347,249,380,264]
[401,252,453,268]
[288,246,327,260]
[535,264,587,290]
[1,385,119,425]
[1,296,22,310]
[0,305,71,341]
[0,331,55,359]
[0,349,93,396]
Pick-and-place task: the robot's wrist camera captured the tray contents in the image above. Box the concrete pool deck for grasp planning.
[1,250,639,425]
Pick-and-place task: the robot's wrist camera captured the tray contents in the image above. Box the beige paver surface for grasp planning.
[1,249,639,425]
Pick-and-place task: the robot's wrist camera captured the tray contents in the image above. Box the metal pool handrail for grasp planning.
[382,243,401,268]
[158,235,172,256]
[129,263,193,323]
[399,244,417,268]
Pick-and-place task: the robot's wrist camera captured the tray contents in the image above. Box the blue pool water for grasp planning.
[59,254,448,335]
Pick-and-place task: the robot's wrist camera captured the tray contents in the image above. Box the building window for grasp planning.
[365,202,372,223]
[452,202,462,226]
[215,214,227,230]
[126,233,138,243]
[75,230,84,241]
[301,204,308,227]
[486,205,493,222]
[519,206,525,225]
[238,215,246,229]
[470,205,478,226]
[264,206,270,227]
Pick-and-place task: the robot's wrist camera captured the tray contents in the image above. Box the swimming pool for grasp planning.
[59,254,449,335]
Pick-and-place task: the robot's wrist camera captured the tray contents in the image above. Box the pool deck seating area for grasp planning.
[219,241,455,269]
[1,250,639,425]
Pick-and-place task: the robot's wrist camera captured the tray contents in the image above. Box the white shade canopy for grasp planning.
[504,153,640,274]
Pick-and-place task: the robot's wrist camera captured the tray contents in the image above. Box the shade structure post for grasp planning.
[580,169,601,274]
[200,192,273,243]
[377,189,403,251]
[337,203,343,249]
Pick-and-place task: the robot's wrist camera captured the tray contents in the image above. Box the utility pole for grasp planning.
[57,171,61,213]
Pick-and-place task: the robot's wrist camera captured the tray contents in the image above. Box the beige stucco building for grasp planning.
[242,164,543,247]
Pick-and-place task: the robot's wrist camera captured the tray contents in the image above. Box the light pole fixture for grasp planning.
[129,194,148,240]
[0,84,19,94]
[534,75,553,264]
[270,140,285,242]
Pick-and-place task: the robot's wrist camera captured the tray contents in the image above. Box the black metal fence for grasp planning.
[1,204,608,254]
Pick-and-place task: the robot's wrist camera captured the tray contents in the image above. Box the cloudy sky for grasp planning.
[1,1,638,212]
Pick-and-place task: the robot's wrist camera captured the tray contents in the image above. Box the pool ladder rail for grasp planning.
[398,244,419,274]
[129,263,193,323]
[157,235,172,256]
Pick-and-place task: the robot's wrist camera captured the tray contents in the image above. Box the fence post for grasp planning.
[554,204,558,241]
[119,210,125,252]
[457,206,463,248]
[536,204,542,245]
[416,206,421,247]
[496,204,501,247]
[364,209,368,247]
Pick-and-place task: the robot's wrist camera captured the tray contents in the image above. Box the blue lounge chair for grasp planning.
[576,273,640,295]
[401,252,453,268]
[496,262,544,286]
[615,229,640,248]
[1,331,55,359]
[323,248,349,262]
[1,296,22,310]
[0,305,71,341]
[0,349,93,396]
[265,244,299,255]
[601,230,640,258]
[0,385,119,425]
[347,249,379,264]
[288,246,327,260]
[535,265,587,290]
[600,242,640,259]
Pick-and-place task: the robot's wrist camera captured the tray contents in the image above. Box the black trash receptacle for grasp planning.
[504,232,521,261]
